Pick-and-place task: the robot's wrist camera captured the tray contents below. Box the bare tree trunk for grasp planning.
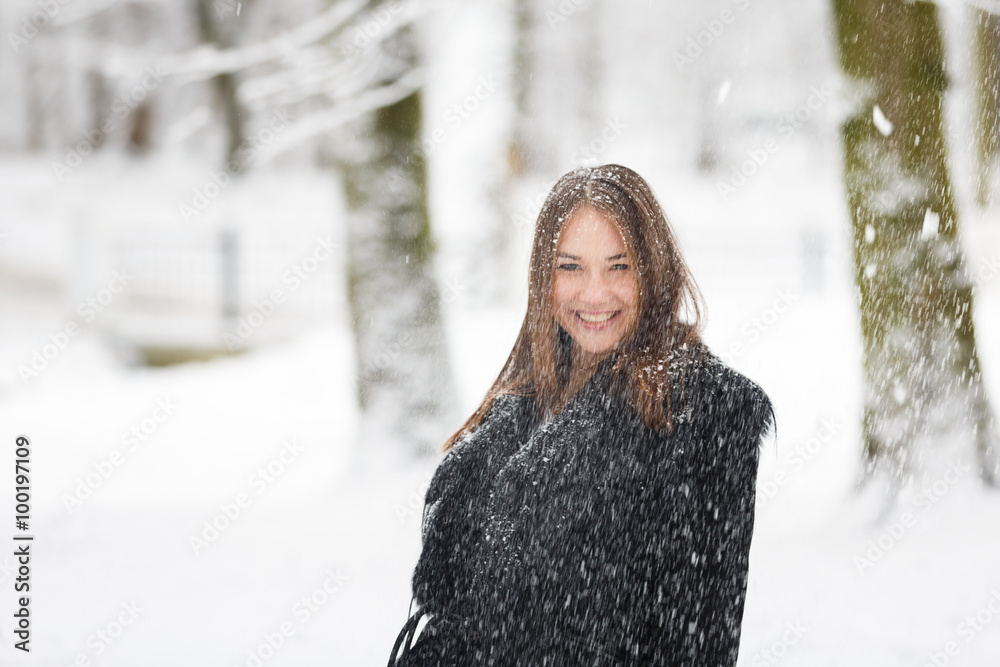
[509,0,603,176]
[969,5,1000,207]
[24,49,46,150]
[122,2,156,153]
[194,0,246,167]
[85,10,114,150]
[500,0,606,303]
[831,0,1000,507]
[341,20,457,458]
[508,0,547,179]
[695,78,724,172]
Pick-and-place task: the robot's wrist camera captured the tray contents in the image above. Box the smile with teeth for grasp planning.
[575,310,620,323]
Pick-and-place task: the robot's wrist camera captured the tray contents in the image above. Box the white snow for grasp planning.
[873,104,894,137]
[922,208,941,240]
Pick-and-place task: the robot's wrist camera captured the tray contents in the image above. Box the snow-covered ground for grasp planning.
[3,0,1000,665]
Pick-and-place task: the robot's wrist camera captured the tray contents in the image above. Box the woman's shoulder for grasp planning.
[687,344,770,401]
[429,393,535,485]
[450,391,535,445]
[670,342,775,456]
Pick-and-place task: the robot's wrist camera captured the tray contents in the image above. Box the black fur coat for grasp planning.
[398,340,775,666]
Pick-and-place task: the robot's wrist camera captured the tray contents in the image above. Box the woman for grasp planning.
[388,164,775,666]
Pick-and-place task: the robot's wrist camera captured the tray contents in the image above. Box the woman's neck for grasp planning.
[565,342,611,394]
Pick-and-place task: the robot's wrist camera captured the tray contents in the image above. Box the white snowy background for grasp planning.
[1,0,1000,665]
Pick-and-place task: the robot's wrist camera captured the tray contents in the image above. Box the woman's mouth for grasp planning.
[574,310,621,330]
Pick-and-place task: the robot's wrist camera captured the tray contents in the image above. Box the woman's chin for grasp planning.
[570,334,618,355]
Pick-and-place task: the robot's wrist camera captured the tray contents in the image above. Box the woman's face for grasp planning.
[553,205,639,355]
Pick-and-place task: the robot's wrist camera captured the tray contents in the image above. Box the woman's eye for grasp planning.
[557,263,629,271]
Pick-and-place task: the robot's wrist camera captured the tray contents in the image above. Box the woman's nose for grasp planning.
[580,269,611,302]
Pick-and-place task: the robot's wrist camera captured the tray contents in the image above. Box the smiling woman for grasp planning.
[389,164,776,667]
[505,163,709,425]
[553,205,640,352]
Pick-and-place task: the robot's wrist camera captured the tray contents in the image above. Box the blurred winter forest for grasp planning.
[2,0,1000,665]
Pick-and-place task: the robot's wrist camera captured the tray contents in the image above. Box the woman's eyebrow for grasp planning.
[555,252,628,260]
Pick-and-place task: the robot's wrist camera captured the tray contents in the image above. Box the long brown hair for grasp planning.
[442,164,707,452]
